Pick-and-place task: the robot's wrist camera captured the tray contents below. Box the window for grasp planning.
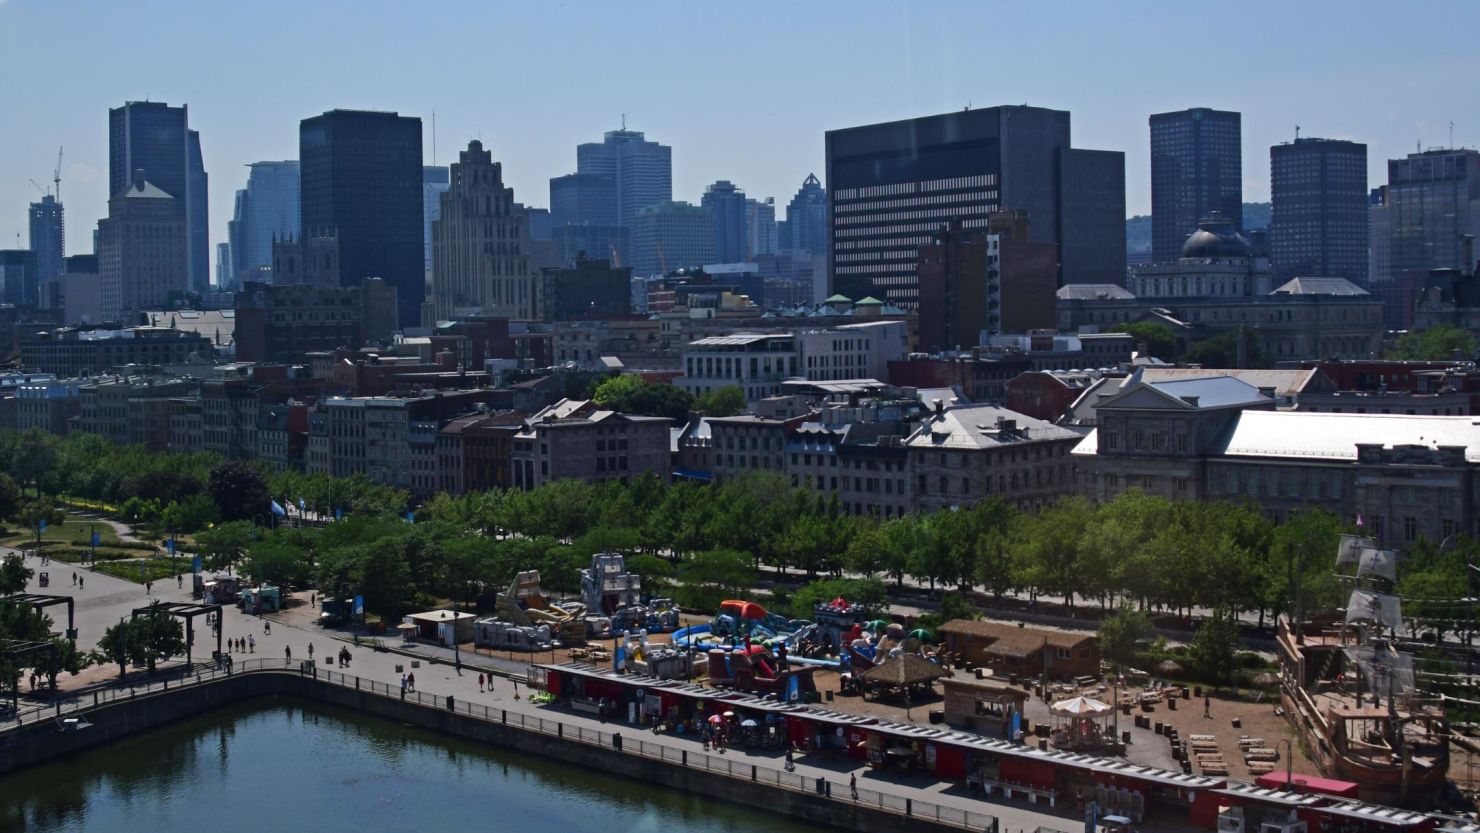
[1054,647,1071,660]
[1404,516,1418,542]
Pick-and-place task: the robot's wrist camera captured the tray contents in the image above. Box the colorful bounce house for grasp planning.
[706,645,819,702]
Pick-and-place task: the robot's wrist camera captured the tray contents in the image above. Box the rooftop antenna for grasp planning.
[621,113,626,130]
[1295,125,1300,140]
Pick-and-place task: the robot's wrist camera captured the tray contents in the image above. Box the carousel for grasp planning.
[1050,695,1114,751]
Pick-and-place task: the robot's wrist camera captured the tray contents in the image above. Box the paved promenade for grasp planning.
[7,549,1200,833]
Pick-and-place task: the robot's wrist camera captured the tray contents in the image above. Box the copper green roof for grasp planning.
[824,294,851,303]
[855,296,884,306]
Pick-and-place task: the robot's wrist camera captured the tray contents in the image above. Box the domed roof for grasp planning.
[1180,213,1251,259]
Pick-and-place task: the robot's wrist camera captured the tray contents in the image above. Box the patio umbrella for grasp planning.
[1251,672,1280,688]
[708,714,724,724]
[908,628,934,642]
[1156,660,1183,676]
[1050,695,1113,717]
[740,719,759,728]
[723,710,736,718]
[865,620,888,633]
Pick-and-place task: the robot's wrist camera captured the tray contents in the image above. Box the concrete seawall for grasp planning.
[0,669,995,833]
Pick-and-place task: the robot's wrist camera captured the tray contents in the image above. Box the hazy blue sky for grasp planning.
[2,0,1477,262]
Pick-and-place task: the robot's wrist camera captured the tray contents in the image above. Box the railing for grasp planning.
[2,660,999,833]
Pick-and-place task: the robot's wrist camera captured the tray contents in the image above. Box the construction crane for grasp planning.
[53,147,62,202]
[28,179,47,197]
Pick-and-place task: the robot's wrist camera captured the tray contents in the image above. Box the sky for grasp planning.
[2,0,1478,265]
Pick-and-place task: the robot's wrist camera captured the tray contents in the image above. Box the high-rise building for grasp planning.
[0,250,38,307]
[552,224,629,271]
[628,202,715,276]
[1369,187,1391,289]
[826,106,1124,305]
[746,197,777,258]
[702,180,749,263]
[539,255,633,321]
[549,172,618,227]
[299,109,424,328]
[1270,138,1369,284]
[216,243,232,287]
[187,130,208,294]
[576,129,672,227]
[1380,148,1480,329]
[780,173,828,253]
[423,166,450,272]
[109,101,208,295]
[1149,107,1242,263]
[97,169,188,321]
[916,213,1058,352]
[28,194,64,284]
[227,160,301,284]
[429,140,540,322]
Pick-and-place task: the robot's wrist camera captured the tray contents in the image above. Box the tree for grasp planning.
[33,637,91,692]
[16,498,65,549]
[1386,325,1478,361]
[591,375,694,421]
[134,604,185,673]
[97,620,138,679]
[1184,327,1268,369]
[0,554,32,594]
[1097,607,1153,663]
[693,386,747,417]
[208,461,271,522]
[674,549,754,611]
[241,536,311,590]
[0,471,21,522]
[196,520,257,573]
[1110,322,1179,360]
[161,493,220,534]
[1190,608,1239,682]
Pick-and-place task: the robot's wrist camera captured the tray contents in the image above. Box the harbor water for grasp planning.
[0,698,823,833]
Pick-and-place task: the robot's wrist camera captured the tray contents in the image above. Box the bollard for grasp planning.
[816,777,825,795]
[905,798,912,816]
[612,733,622,751]
[753,765,758,781]
[682,750,687,765]
[447,695,455,711]
[502,709,507,724]
[557,723,563,737]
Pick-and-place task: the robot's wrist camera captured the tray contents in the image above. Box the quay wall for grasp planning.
[0,669,985,833]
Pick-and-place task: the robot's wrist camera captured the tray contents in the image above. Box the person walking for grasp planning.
[1204,693,1211,718]
[264,620,271,634]
[478,673,485,693]
[407,672,415,692]
[248,634,255,653]
[850,773,858,800]
[308,643,315,661]
[310,592,316,607]
[785,746,795,772]
[401,674,408,695]
[78,576,83,590]
[71,572,76,586]
[285,645,292,662]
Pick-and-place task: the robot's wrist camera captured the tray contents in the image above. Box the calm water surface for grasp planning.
[0,699,822,833]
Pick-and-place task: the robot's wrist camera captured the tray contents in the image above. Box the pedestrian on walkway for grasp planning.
[407,672,415,692]
[285,645,292,662]
[785,746,795,772]
[401,674,408,695]
[264,620,271,634]
[308,644,314,660]
[850,773,858,799]
[146,581,152,595]
[248,634,255,653]
[478,673,485,693]
[1204,693,1211,718]
[177,574,182,589]
[71,572,76,586]
[310,592,316,607]
[78,576,83,589]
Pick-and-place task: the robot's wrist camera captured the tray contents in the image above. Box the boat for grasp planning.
[1275,534,1449,807]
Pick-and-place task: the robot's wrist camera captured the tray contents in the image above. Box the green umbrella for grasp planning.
[908,628,934,642]
[865,620,889,632]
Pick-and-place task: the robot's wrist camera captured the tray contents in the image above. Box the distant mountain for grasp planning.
[1126,203,1272,256]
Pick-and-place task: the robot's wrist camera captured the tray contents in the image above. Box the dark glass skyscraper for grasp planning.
[299,109,424,327]
[228,160,301,284]
[109,101,209,293]
[701,180,749,262]
[825,105,1124,306]
[780,173,828,253]
[1149,107,1242,263]
[1270,138,1368,283]
[549,173,618,227]
[28,194,64,284]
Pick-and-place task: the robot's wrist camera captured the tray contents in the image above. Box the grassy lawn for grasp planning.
[44,546,145,563]
[0,515,131,548]
[94,558,186,584]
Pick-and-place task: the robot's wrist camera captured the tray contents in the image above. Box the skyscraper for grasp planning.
[0,250,38,307]
[826,106,1124,305]
[629,202,715,276]
[423,165,450,272]
[216,243,233,287]
[1270,138,1369,283]
[1380,148,1480,328]
[916,213,1057,351]
[1149,107,1242,263]
[299,109,424,328]
[28,194,64,284]
[227,160,300,284]
[97,169,188,320]
[780,173,827,253]
[701,180,749,262]
[746,197,777,257]
[549,173,618,227]
[109,101,209,294]
[429,140,539,322]
[576,129,672,227]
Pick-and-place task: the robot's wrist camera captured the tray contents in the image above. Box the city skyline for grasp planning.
[1,0,1476,269]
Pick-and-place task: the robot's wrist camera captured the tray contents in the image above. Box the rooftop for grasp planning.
[905,404,1079,450]
[1271,277,1369,296]
[1212,411,1480,463]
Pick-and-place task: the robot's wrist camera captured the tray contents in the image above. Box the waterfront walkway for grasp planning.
[5,550,1185,833]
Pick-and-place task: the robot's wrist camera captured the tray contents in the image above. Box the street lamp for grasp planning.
[443,611,461,672]
[1276,738,1294,792]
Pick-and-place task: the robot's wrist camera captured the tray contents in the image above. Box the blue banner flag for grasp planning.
[38,519,46,532]
[334,508,343,520]
[91,531,100,547]
[192,556,202,572]
[405,511,415,523]
[270,499,287,517]
[298,497,306,512]
[166,539,175,554]
[353,595,364,616]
